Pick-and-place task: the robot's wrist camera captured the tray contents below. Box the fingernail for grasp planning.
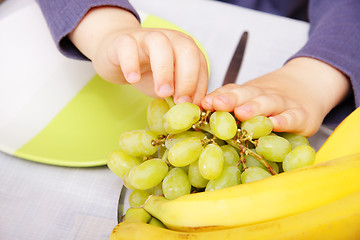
[157,84,173,97]
[126,72,140,83]
[269,116,283,126]
[203,96,213,106]
[176,96,192,103]
[238,104,251,113]
[217,95,229,104]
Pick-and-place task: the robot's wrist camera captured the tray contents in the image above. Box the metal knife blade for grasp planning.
[117,185,127,223]
[222,31,248,86]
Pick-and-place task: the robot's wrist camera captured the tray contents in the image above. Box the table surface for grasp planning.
[0,0,331,239]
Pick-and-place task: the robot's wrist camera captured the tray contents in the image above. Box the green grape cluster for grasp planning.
[107,97,316,224]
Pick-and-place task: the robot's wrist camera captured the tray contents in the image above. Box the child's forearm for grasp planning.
[69,6,140,61]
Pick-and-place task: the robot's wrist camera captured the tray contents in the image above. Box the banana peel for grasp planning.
[315,106,360,164]
[110,190,360,240]
[143,153,360,231]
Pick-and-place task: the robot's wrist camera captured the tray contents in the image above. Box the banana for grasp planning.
[315,106,360,164]
[143,154,360,231]
[110,190,360,240]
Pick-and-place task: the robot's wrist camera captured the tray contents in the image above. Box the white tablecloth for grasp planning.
[0,0,331,239]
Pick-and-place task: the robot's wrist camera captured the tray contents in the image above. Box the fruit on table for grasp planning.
[107,97,336,236]
[109,98,315,196]
[108,100,360,239]
[110,189,360,240]
[143,155,360,231]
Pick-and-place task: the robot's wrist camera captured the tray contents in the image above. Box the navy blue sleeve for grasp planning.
[290,0,360,128]
[35,0,140,60]
[220,0,360,127]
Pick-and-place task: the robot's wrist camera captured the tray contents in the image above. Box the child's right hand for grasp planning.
[69,6,208,105]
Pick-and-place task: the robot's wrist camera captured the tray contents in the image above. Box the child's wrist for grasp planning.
[284,57,350,115]
[69,6,140,60]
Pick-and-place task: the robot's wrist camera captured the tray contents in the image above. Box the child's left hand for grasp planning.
[201,57,350,136]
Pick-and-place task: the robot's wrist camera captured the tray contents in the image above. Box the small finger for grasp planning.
[269,108,309,136]
[202,84,262,112]
[144,32,175,98]
[172,37,201,103]
[201,84,237,111]
[113,34,141,84]
[234,94,287,121]
[192,52,209,106]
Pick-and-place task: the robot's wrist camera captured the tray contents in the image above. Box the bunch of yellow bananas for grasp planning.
[110,107,360,240]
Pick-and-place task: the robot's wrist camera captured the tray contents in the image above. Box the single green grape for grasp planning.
[123,173,136,190]
[168,137,204,167]
[119,130,158,157]
[276,132,310,149]
[283,145,316,171]
[162,168,191,200]
[188,160,209,188]
[165,131,206,149]
[209,111,237,140]
[163,102,201,134]
[128,190,150,208]
[244,150,279,174]
[240,166,272,184]
[241,116,273,139]
[107,150,142,178]
[126,159,168,190]
[205,166,241,191]
[221,145,240,166]
[148,217,167,228]
[199,143,224,180]
[123,208,151,223]
[256,135,292,162]
[147,98,170,135]
[150,182,164,196]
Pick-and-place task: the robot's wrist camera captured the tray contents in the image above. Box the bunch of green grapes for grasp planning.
[107,97,316,224]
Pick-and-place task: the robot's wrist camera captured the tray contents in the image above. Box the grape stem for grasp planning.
[192,121,213,135]
[151,138,166,146]
[237,129,257,147]
[238,152,248,171]
[165,97,176,108]
[227,139,277,175]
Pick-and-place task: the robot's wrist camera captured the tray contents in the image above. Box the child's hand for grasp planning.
[201,57,350,137]
[69,7,208,105]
